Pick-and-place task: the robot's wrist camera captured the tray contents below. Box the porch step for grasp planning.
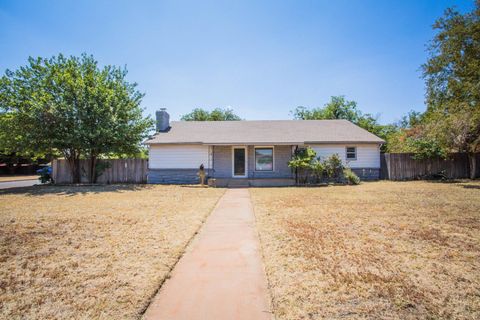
[213,178,296,187]
[227,179,250,188]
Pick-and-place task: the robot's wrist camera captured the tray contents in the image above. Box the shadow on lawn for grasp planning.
[0,184,153,197]
[423,179,480,189]
[459,184,480,189]
[179,185,215,189]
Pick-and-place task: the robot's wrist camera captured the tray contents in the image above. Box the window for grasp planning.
[346,147,357,160]
[255,147,273,171]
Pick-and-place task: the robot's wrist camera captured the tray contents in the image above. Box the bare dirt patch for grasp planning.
[250,181,480,320]
[0,184,224,319]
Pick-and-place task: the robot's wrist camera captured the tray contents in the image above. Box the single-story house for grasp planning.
[145,109,384,186]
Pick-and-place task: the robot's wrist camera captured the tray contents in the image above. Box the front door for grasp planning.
[233,147,247,177]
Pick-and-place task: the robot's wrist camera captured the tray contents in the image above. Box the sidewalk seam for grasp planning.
[248,189,276,319]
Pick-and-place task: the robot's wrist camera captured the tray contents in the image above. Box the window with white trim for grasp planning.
[346,147,357,160]
[255,147,273,171]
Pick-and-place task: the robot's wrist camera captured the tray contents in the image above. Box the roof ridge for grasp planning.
[170,119,351,123]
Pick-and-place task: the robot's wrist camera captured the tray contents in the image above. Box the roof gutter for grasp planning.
[304,140,385,144]
[146,140,385,145]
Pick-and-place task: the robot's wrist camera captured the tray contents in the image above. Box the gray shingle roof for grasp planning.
[145,120,384,145]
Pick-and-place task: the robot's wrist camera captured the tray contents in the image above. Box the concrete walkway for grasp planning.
[144,189,272,320]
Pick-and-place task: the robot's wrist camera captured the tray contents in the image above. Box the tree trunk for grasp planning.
[73,157,81,183]
[65,150,81,183]
[468,152,477,179]
[88,155,98,184]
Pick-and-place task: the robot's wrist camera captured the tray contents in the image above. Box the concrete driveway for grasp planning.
[0,179,38,189]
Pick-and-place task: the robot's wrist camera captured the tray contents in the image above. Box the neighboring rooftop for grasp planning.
[145,120,384,145]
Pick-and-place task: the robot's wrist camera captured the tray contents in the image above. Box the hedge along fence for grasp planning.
[380,153,480,180]
[52,159,148,184]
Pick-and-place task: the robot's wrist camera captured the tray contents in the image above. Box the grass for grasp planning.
[250,181,480,320]
[0,175,39,182]
[0,184,224,319]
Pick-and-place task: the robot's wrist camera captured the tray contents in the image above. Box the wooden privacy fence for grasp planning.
[380,153,480,180]
[52,159,148,184]
[52,154,479,184]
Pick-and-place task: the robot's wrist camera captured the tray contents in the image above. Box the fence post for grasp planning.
[52,159,57,182]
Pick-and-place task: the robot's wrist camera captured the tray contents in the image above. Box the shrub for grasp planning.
[324,154,344,182]
[288,147,317,184]
[288,151,361,185]
[344,168,361,185]
[310,158,325,183]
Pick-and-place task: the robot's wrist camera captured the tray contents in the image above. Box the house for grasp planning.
[145,109,384,186]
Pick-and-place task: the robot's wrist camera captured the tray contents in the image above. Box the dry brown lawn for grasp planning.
[0,184,224,319]
[251,181,480,320]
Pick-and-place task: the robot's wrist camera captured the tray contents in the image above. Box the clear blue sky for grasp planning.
[0,0,475,124]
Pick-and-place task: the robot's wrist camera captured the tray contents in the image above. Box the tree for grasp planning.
[292,96,361,122]
[0,152,29,174]
[422,2,480,178]
[0,54,154,183]
[397,110,423,129]
[181,108,242,121]
[0,93,57,173]
[288,147,317,184]
[383,110,446,159]
[292,96,391,150]
[382,110,433,153]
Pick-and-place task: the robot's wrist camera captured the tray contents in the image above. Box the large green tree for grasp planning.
[292,96,362,122]
[384,110,446,159]
[292,96,394,150]
[181,107,242,121]
[0,54,154,183]
[422,2,480,178]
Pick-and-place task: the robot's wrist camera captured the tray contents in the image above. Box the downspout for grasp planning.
[294,145,298,184]
[212,146,215,178]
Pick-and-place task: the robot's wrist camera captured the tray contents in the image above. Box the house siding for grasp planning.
[210,145,293,179]
[309,143,381,168]
[211,146,232,178]
[148,168,213,184]
[351,168,380,181]
[149,144,210,169]
[148,144,212,184]
[147,143,381,184]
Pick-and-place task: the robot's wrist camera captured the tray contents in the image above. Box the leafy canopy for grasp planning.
[0,53,154,181]
[292,96,392,149]
[292,96,362,123]
[288,147,317,170]
[181,108,242,121]
[384,2,479,177]
[383,110,446,159]
[421,2,480,157]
